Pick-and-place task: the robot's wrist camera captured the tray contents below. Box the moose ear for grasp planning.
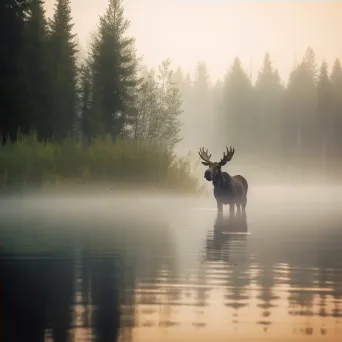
[201,161,211,166]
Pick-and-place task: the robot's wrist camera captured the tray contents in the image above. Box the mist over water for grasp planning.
[3,2,342,341]
[1,186,342,342]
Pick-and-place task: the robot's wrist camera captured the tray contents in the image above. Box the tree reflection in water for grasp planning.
[1,196,342,341]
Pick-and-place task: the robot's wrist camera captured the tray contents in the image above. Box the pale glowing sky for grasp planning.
[44,0,342,84]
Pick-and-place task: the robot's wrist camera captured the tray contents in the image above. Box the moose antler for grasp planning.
[198,147,212,164]
[219,146,235,166]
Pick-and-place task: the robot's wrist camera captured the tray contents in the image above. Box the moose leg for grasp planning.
[229,203,234,215]
[242,197,247,212]
[217,201,223,214]
[236,202,241,214]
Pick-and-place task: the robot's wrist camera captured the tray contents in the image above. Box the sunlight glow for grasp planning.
[45,0,342,83]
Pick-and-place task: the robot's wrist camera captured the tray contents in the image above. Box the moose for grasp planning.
[198,146,248,214]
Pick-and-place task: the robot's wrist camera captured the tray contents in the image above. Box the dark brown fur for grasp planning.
[198,147,248,213]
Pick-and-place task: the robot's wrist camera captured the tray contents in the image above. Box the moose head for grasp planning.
[198,146,235,182]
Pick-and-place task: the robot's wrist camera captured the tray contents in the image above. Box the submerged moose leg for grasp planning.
[236,203,241,214]
[242,197,247,212]
[217,201,223,214]
[229,203,234,215]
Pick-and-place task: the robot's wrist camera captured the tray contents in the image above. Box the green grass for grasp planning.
[0,133,203,194]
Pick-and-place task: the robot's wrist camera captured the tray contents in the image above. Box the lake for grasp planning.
[1,186,342,342]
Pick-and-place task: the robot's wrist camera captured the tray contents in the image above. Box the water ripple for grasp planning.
[1,193,342,341]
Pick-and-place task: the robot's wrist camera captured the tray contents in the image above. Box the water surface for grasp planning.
[1,187,342,341]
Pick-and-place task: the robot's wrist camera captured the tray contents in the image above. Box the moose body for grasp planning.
[199,146,248,213]
[213,173,248,213]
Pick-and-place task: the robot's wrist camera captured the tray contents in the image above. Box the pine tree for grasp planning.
[89,0,142,140]
[173,68,194,155]
[330,59,342,161]
[157,60,182,149]
[255,53,282,89]
[193,61,214,150]
[254,53,283,159]
[23,0,52,140]
[48,0,78,140]
[331,59,342,90]
[194,62,210,96]
[317,61,332,155]
[78,62,93,140]
[303,47,318,84]
[172,66,191,111]
[284,52,317,164]
[212,80,223,111]
[0,0,31,142]
[222,58,252,153]
[212,80,224,149]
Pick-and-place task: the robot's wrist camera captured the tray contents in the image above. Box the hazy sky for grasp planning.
[44,0,342,84]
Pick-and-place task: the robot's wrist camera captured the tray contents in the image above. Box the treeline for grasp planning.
[174,51,342,181]
[2,1,342,185]
[1,0,182,150]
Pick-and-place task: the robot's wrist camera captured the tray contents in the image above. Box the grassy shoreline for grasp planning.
[0,134,204,194]
[0,179,206,196]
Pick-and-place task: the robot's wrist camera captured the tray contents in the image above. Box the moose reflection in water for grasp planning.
[215,211,248,234]
[198,146,248,214]
[206,211,248,263]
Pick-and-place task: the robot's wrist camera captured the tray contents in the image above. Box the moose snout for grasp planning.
[204,170,212,181]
